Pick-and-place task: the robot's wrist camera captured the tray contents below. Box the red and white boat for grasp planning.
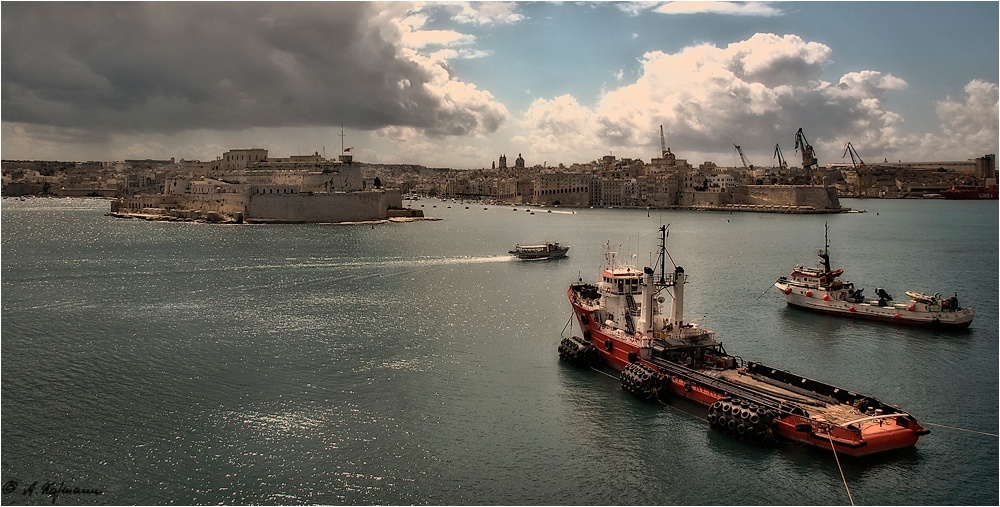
[561,226,929,457]
[774,227,974,329]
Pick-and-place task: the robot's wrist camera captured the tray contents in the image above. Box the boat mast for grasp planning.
[656,225,668,285]
[819,222,832,272]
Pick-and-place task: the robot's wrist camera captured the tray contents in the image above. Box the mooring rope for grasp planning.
[922,421,999,438]
[560,312,574,337]
[827,434,855,506]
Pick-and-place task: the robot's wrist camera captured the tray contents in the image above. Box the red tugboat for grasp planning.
[560,226,929,457]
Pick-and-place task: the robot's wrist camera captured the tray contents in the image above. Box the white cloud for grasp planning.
[616,2,657,17]
[513,95,601,163]
[655,1,785,17]
[513,32,995,166]
[448,2,525,25]
[402,29,476,49]
[925,80,1000,158]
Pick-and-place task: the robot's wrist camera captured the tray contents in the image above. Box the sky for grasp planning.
[2,1,998,169]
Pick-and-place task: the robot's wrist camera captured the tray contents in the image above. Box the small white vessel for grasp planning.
[509,242,569,260]
[774,226,973,329]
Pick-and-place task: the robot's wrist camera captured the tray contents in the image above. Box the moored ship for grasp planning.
[774,226,974,329]
[561,226,929,457]
[940,184,998,200]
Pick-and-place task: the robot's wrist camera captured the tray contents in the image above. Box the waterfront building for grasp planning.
[532,173,591,206]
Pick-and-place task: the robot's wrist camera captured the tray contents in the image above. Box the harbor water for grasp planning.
[1,197,997,505]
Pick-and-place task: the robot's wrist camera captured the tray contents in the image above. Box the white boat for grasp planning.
[773,226,974,329]
[509,242,569,260]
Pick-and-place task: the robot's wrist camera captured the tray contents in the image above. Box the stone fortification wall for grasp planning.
[245,189,401,222]
[179,191,249,215]
[674,185,840,211]
[678,189,732,207]
[746,185,840,210]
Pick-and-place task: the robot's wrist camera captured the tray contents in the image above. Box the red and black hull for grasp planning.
[566,286,928,457]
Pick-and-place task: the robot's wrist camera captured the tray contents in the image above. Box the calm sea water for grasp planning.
[1,197,997,505]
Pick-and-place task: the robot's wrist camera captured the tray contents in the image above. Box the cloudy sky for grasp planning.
[2,1,998,169]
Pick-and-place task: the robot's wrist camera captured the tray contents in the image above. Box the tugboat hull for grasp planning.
[563,227,929,458]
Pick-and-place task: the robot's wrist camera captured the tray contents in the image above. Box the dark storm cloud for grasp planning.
[1,2,505,138]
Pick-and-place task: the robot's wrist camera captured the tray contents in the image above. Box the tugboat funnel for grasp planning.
[672,266,685,326]
[640,267,654,333]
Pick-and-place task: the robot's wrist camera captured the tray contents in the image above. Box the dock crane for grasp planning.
[773,143,789,183]
[773,144,788,171]
[842,142,865,168]
[734,143,752,184]
[733,143,751,170]
[794,128,819,183]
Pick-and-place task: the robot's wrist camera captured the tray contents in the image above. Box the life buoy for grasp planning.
[784,287,792,295]
[604,339,613,352]
[907,305,915,311]
[849,306,856,312]
[822,294,830,301]
[805,290,813,297]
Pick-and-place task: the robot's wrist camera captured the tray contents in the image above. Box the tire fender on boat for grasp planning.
[604,339,613,352]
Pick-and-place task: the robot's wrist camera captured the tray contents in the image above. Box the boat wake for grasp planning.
[335,255,514,269]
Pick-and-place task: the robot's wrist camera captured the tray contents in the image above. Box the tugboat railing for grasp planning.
[842,413,913,427]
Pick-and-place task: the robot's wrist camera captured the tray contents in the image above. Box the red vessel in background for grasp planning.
[941,184,998,199]
[560,226,929,457]
[941,155,998,199]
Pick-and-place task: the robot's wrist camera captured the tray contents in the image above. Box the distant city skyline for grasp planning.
[2,1,998,168]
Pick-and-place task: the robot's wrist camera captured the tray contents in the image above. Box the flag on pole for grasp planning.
[344,147,353,153]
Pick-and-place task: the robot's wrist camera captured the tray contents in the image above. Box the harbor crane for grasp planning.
[773,143,789,183]
[733,143,751,170]
[773,144,788,172]
[842,142,865,168]
[794,128,819,183]
[734,143,752,184]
